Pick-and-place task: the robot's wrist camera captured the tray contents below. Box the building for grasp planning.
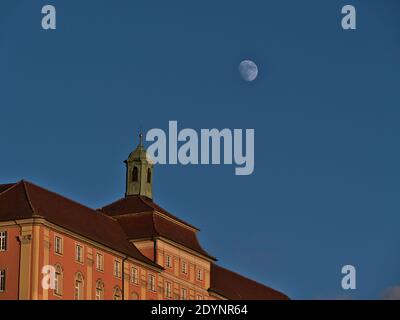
[0,136,288,300]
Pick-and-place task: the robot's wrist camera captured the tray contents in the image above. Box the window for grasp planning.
[0,231,7,251]
[113,287,122,300]
[96,253,104,271]
[0,270,5,292]
[181,260,187,274]
[165,255,172,268]
[132,167,138,182]
[131,267,138,284]
[181,288,187,300]
[148,274,156,292]
[55,236,63,255]
[54,265,63,296]
[75,244,83,263]
[114,260,121,278]
[147,168,152,183]
[95,280,104,300]
[196,295,203,300]
[197,269,203,281]
[165,281,172,298]
[74,273,84,300]
[131,292,139,300]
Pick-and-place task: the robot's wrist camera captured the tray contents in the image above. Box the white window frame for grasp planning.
[114,259,121,278]
[0,270,6,292]
[54,266,62,296]
[75,244,84,263]
[165,281,172,298]
[181,260,187,274]
[113,287,122,300]
[95,281,104,300]
[54,236,63,255]
[96,253,104,271]
[165,255,172,268]
[131,267,139,284]
[74,273,84,300]
[0,231,7,251]
[148,274,156,292]
[197,268,203,281]
[181,288,187,300]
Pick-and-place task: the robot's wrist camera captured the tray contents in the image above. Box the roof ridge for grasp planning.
[140,196,200,231]
[138,196,154,210]
[151,211,160,237]
[0,182,19,197]
[101,210,154,218]
[153,210,199,232]
[95,209,118,222]
[21,180,39,216]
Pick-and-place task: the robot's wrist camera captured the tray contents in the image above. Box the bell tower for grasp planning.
[125,132,154,200]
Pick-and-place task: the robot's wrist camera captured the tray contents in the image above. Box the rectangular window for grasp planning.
[0,270,5,292]
[197,268,203,281]
[165,255,172,268]
[181,260,187,274]
[55,236,63,255]
[181,288,187,300]
[75,244,83,263]
[196,295,203,300]
[148,274,156,292]
[0,231,7,251]
[165,281,172,298]
[131,267,139,284]
[96,253,104,271]
[114,260,121,278]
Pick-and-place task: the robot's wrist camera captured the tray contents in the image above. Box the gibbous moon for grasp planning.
[239,60,258,82]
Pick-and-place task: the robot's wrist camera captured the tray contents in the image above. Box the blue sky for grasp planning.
[0,0,399,299]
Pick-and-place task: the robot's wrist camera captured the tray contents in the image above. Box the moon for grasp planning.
[239,60,258,82]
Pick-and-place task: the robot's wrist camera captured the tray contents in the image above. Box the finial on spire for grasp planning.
[139,127,143,147]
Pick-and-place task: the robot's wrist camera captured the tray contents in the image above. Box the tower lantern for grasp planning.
[124,131,154,200]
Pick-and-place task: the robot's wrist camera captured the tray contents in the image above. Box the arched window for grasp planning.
[74,272,84,300]
[95,280,104,300]
[131,292,139,300]
[54,265,63,296]
[132,167,138,182]
[113,286,122,300]
[147,168,152,183]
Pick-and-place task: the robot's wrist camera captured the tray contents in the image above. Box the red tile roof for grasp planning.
[100,196,215,260]
[114,212,215,260]
[210,264,289,300]
[0,181,160,268]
